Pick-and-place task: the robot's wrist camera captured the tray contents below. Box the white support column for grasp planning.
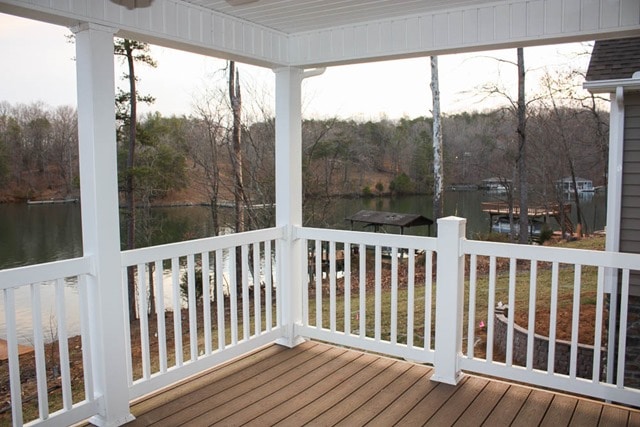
[274,66,306,348]
[73,23,134,426]
[605,87,625,256]
[432,216,466,385]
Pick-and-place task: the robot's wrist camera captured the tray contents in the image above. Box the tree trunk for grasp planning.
[125,39,138,320]
[430,56,444,223]
[516,47,529,244]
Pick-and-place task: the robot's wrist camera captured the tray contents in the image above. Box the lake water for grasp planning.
[0,191,607,343]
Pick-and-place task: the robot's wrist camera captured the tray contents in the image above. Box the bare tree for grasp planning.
[431,56,444,221]
[516,47,529,244]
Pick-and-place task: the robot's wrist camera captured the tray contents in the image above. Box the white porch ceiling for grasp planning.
[181,0,498,34]
[1,0,639,68]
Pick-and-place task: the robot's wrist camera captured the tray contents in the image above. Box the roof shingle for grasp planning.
[586,37,640,82]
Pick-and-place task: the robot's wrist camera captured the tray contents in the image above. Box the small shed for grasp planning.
[347,210,433,235]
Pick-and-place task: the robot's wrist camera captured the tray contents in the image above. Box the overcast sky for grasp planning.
[1,12,595,121]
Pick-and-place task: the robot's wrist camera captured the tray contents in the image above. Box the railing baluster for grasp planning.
[155,260,167,373]
[78,274,94,401]
[171,257,183,367]
[344,242,351,336]
[407,248,415,349]
[4,288,23,426]
[31,282,49,419]
[359,243,366,338]
[315,239,322,329]
[526,261,537,370]
[374,245,382,341]
[265,240,273,331]
[302,239,309,327]
[242,245,250,340]
[486,256,496,362]
[123,267,133,384]
[253,242,262,335]
[216,249,226,350]
[55,278,72,410]
[592,267,613,384]
[467,254,477,358]
[425,250,433,350]
[390,247,398,345]
[606,268,618,385]
[506,258,517,367]
[137,264,151,379]
[202,252,212,355]
[227,248,237,346]
[548,262,559,374]
[329,241,336,333]
[187,254,198,361]
[569,264,582,379]
[617,269,630,388]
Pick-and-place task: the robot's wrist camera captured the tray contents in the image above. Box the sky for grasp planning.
[1,12,595,121]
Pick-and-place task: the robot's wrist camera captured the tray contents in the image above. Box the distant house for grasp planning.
[480,177,511,193]
[555,177,595,195]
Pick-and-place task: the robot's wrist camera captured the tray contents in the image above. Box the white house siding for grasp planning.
[621,93,640,296]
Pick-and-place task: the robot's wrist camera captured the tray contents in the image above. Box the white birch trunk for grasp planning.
[431,56,444,221]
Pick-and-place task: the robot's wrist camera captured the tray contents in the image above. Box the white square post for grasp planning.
[274,66,306,347]
[432,216,466,384]
[73,23,134,426]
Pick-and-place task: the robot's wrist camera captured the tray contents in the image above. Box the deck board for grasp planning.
[122,341,640,427]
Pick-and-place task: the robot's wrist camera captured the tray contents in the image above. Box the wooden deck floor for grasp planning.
[124,341,640,426]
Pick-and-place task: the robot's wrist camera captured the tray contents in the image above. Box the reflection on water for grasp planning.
[0,192,607,343]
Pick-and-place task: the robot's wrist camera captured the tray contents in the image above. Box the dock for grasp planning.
[482,202,574,234]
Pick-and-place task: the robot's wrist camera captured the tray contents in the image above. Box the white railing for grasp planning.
[461,237,640,407]
[296,227,437,364]
[120,227,285,400]
[0,257,98,427]
[3,218,639,426]
[297,218,640,407]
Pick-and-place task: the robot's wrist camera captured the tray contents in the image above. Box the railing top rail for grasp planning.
[464,239,640,270]
[0,256,93,290]
[121,226,285,267]
[295,226,437,251]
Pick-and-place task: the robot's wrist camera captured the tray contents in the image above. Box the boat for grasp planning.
[491,215,545,238]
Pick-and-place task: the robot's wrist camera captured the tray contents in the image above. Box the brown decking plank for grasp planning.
[599,405,629,426]
[245,351,374,426]
[569,399,602,426]
[511,389,554,426]
[628,410,640,426]
[128,343,289,418]
[453,379,510,426]
[130,342,330,426]
[208,346,360,426]
[273,355,395,426]
[162,343,340,426]
[540,394,578,427]
[308,359,413,426]
[333,364,426,426]
[482,385,531,426]
[364,366,437,426]
[425,376,489,426]
[394,377,470,426]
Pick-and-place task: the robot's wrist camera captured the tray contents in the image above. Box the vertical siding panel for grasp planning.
[511,2,527,38]
[150,1,164,33]
[495,5,510,40]
[189,8,201,42]
[405,17,420,50]
[355,25,367,56]
[419,14,434,48]
[380,21,393,52]
[527,0,545,36]
[448,11,463,46]
[369,22,381,53]
[433,13,448,46]
[601,0,621,28]
[544,0,563,34]
[463,9,478,44]
[621,0,640,26]
[343,27,355,58]
[563,0,582,33]
[244,25,254,55]
[581,0,600,30]
[177,5,189,39]
[331,28,345,58]
[201,12,212,45]
[212,14,224,46]
[392,20,406,51]
[164,1,178,36]
[478,7,495,42]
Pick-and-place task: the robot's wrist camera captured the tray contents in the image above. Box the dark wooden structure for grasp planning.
[347,210,433,235]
